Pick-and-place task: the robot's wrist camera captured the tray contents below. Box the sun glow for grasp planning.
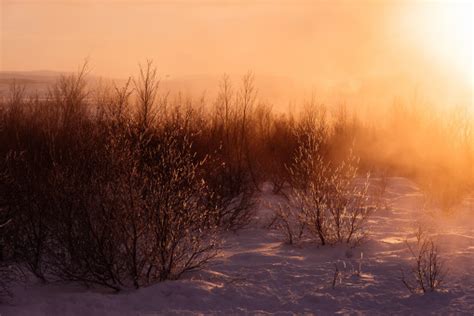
[397,1,473,89]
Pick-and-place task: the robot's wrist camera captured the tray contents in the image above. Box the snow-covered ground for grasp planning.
[1,178,473,315]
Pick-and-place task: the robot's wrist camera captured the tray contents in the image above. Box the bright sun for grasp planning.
[398,1,473,88]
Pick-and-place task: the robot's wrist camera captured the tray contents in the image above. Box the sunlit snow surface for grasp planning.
[1,178,473,315]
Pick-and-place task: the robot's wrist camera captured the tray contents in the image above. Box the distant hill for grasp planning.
[0,71,67,97]
[0,71,303,110]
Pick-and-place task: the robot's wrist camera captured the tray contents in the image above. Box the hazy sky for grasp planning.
[1,0,472,108]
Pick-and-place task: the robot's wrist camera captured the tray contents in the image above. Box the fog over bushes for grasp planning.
[0,62,472,294]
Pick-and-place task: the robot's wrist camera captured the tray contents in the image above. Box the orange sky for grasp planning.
[1,0,472,109]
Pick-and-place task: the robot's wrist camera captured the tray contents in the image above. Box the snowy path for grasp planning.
[1,178,473,315]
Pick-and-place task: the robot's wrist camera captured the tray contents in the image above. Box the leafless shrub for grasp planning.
[267,116,375,246]
[373,167,390,210]
[254,110,298,195]
[1,64,223,291]
[287,126,375,246]
[0,254,23,301]
[204,73,257,230]
[0,264,14,300]
[5,79,27,120]
[2,151,50,282]
[40,127,220,290]
[330,252,364,289]
[0,153,24,299]
[288,103,330,191]
[401,226,446,294]
[134,60,160,132]
[4,125,221,291]
[267,202,305,245]
[421,174,469,214]
[48,61,90,132]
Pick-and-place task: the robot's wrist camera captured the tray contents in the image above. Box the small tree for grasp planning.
[41,126,221,291]
[267,202,305,245]
[402,226,446,294]
[286,126,374,246]
[205,73,256,230]
[134,60,160,133]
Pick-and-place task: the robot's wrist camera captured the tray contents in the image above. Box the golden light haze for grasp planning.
[1,0,472,109]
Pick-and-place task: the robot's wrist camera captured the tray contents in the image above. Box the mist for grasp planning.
[2,0,472,109]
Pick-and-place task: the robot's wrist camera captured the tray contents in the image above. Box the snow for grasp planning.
[1,177,474,315]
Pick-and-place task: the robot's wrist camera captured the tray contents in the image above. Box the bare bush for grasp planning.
[48,62,90,132]
[134,60,160,132]
[267,202,305,245]
[205,73,257,230]
[401,227,446,294]
[421,173,469,214]
[2,151,50,281]
[40,127,220,290]
[5,125,220,291]
[267,118,374,246]
[330,253,365,289]
[371,167,390,211]
[1,65,222,291]
[286,126,374,246]
[253,108,298,195]
[0,263,15,300]
[1,153,21,299]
